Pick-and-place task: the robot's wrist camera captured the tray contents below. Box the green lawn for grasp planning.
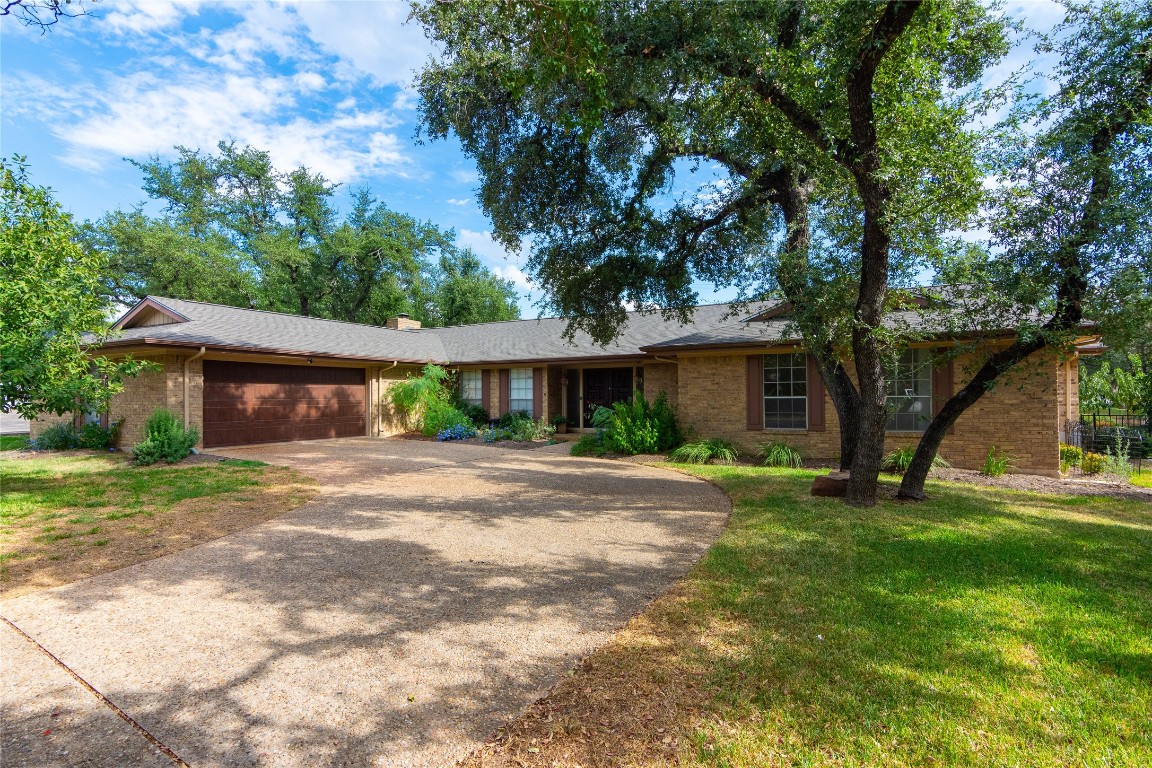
[1132,470,1152,489]
[0,434,29,451]
[474,465,1152,767]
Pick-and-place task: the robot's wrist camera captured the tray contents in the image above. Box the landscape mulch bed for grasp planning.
[395,431,555,450]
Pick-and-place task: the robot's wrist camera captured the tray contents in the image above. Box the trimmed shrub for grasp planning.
[670,439,738,465]
[1059,443,1083,468]
[33,422,79,450]
[456,401,489,427]
[982,446,1013,477]
[570,432,609,457]
[77,419,122,450]
[132,409,199,466]
[761,442,803,469]
[1081,451,1105,475]
[882,446,951,474]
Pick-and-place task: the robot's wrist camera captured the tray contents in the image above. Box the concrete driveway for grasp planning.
[1,438,729,767]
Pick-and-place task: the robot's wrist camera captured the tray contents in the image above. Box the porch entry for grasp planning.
[566,367,636,429]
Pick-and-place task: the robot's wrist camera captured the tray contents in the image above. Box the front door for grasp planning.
[581,367,633,427]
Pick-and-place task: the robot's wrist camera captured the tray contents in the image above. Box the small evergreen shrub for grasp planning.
[589,392,683,456]
[132,409,199,466]
[33,422,79,450]
[882,446,951,474]
[982,446,1013,477]
[570,432,609,457]
[1059,443,1083,468]
[457,401,489,427]
[1081,451,1105,475]
[485,412,552,442]
[77,419,122,450]
[760,442,803,469]
[670,439,738,465]
[1102,437,1134,477]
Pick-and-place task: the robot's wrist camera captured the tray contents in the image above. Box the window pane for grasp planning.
[884,349,932,432]
[763,354,807,430]
[509,368,534,417]
[461,370,483,406]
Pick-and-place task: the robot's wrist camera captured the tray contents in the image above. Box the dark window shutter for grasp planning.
[932,350,955,434]
[499,369,510,416]
[532,367,544,419]
[746,355,763,431]
[806,355,826,432]
[482,369,492,416]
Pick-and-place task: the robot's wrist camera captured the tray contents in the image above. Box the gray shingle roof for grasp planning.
[102,293,1054,364]
[432,303,774,362]
[106,297,447,363]
[102,297,787,364]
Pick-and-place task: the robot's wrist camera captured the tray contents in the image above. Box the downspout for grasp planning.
[184,347,207,431]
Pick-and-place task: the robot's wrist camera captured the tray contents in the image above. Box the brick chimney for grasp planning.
[385,313,422,331]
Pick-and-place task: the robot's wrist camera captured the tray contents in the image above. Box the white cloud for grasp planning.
[101,0,203,35]
[492,264,535,291]
[291,0,436,87]
[15,63,408,183]
[446,198,470,206]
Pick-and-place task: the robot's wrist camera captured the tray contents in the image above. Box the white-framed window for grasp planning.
[509,367,534,416]
[885,349,933,432]
[460,370,483,407]
[764,353,807,429]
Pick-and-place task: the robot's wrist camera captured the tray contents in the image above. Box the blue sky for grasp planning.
[1,0,1065,318]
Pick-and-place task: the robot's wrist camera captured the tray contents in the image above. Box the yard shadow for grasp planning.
[0,447,731,766]
[460,468,1152,766]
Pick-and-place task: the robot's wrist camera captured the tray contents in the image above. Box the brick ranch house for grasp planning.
[32,296,1095,476]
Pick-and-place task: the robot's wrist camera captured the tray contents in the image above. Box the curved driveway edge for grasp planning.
[1,438,730,767]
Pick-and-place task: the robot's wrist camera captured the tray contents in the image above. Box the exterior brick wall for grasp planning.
[28,412,74,440]
[642,362,679,407]
[104,354,203,448]
[676,349,1067,476]
[369,364,422,436]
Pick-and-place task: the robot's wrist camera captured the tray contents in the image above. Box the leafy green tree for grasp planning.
[415,0,1006,504]
[1080,355,1149,414]
[0,158,152,419]
[898,1,1152,498]
[88,142,521,327]
[431,248,520,327]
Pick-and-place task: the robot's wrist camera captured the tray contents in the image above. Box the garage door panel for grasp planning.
[203,361,366,448]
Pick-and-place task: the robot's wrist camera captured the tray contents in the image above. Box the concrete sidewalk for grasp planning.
[1,438,729,767]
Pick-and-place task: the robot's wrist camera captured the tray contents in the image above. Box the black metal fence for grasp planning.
[1062,414,1149,476]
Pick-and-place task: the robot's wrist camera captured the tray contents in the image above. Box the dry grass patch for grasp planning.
[1,452,318,598]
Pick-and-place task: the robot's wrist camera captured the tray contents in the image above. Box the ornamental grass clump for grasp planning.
[760,442,803,469]
[882,446,950,474]
[669,438,738,465]
[982,446,1013,477]
[133,409,199,466]
[32,422,79,450]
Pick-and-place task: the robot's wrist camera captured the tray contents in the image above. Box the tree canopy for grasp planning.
[85,141,521,328]
[415,0,1010,504]
[1,158,151,418]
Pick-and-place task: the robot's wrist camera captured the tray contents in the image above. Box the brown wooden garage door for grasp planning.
[202,361,366,448]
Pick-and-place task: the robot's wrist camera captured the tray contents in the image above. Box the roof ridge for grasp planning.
[146,296,419,333]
